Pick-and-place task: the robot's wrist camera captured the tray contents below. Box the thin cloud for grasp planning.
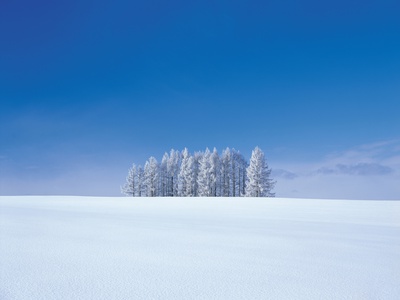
[317,163,394,176]
[326,139,400,164]
[272,169,298,180]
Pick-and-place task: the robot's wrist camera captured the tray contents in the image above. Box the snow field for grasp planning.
[1,196,399,299]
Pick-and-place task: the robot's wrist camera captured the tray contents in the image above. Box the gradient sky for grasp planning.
[1,0,399,198]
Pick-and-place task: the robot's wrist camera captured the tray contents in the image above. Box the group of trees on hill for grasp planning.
[121,147,275,197]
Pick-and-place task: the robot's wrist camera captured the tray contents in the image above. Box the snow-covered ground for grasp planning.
[1,196,399,299]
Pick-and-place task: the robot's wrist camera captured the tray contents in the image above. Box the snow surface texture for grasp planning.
[1,196,399,300]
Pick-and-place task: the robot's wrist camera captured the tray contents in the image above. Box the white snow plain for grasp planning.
[1,196,399,300]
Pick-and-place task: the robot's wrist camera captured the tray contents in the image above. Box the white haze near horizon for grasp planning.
[0,140,399,199]
[1,196,399,299]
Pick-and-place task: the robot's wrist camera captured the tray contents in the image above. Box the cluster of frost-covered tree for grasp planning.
[121,147,275,197]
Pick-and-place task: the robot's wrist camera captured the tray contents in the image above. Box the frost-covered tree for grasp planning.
[220,148,231,197]
[197,148,212,196]
[231,149,239,197]
[230,149,247,197]
[210,148,220,197]
[167,149,180,197]
[160,153,169,197]
[237,154,248,196]
[245,147,275,197]
[144,157,159,197]
[137,165,144,197]
[121,164,137,196]
[192,151,203,196]
[178,148,195,196]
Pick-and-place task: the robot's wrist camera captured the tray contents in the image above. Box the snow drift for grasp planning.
[1,196,399,299]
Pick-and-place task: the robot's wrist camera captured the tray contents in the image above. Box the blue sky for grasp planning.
[1,0,399,198]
